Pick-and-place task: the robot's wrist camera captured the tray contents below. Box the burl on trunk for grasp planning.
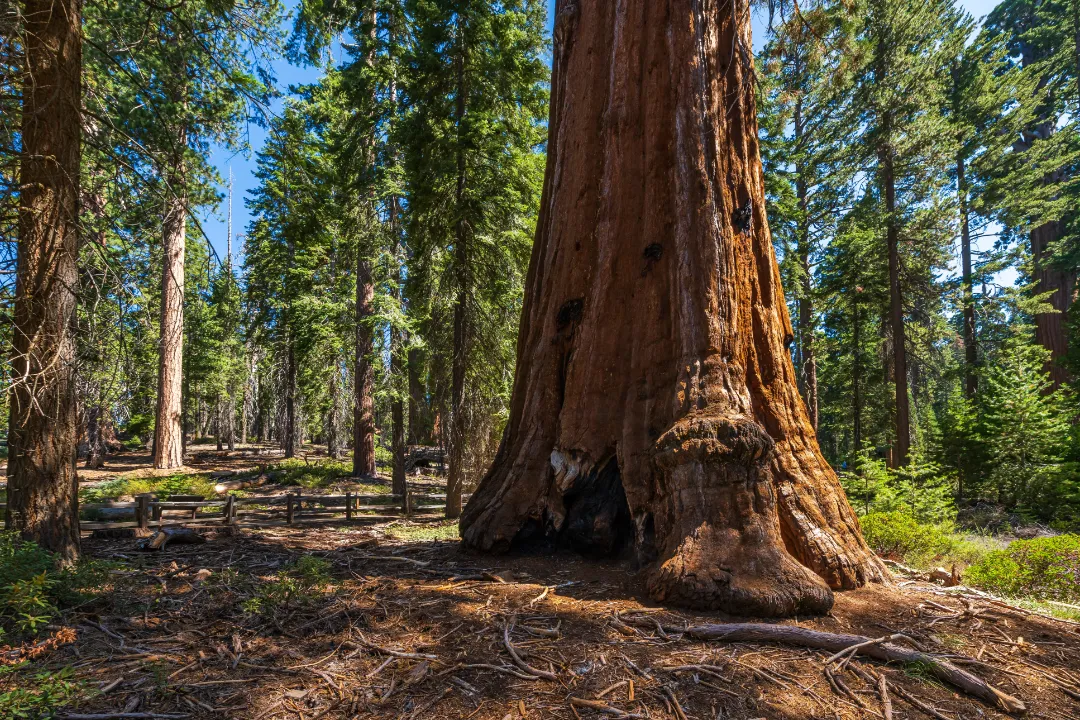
[460,0,886,617]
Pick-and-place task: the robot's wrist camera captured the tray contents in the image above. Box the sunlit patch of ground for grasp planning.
[4,450,1079,719]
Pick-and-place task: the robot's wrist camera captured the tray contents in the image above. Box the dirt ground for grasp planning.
[6,450,1080,720]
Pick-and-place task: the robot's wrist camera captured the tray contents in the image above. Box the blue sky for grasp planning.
[199,0,1007,275]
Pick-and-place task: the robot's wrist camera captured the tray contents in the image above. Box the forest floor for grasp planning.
[7,450,1080,720]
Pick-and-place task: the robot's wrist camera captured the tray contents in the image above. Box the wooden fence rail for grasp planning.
[0,491,465,533]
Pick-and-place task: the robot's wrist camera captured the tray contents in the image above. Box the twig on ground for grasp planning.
[350,633,438,660]
[503,624,558,681]
[662,685,689,720]
[568,697,643,718]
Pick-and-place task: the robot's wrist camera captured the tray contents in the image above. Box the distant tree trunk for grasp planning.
[446,15,469,520]
[353,251,377,476]
[6,0,82,562]
[241,349,252,445]
[1032,218,1072,386]
[852,290,863,454]
[388,269,406,496]
[85,406,107,469]
[284,340,298,458]
[461,0,885,617]
[226,390,235,451]
[793,98,818,431]
[327,362,342,460]
[216,400,224,451]
[957,156,978,399]
[407,347,427,445]
[1015,32,1071,386]
[879,117,909,468]
[154,141,186,469]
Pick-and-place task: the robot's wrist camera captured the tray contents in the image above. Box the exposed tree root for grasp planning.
[625,617,1027,714]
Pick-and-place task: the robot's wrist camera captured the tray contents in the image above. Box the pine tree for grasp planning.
[401,0,548,516]
[761,0,861,431]
[6,0,83,561]
[848,0,967,465]
[979,333,1073,513]
[85,0,285,468]
[986,0,1080,386]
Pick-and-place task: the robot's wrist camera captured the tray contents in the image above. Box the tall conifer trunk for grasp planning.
[284,340,298,458]
[957,156,977,399]
[461,0,885,617]
[407,348,427,445]
[883,146,909,467]
[354,250,377,475]
[793,100,818,430]
[446,15,469,520]
[353,5,379,478]
[6,0,82,561]
[390,218,407,496]
[154,138,187,469]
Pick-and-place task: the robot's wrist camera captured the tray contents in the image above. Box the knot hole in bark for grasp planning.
[732,199,753,234]
[641,243,663,276]
[556,297,584,330]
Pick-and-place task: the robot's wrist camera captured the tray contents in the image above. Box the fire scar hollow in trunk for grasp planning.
[460,0,887,617]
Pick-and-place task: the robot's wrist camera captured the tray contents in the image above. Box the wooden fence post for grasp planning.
[224,495,235,525]
[296,491,302,521]
[135,495,149,531]
[345,492,352,521]
[286,494,295,525]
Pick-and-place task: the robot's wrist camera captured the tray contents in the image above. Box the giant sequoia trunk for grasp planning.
[461,0,886,617]
[6,0,82,562]
[153,151,186,469]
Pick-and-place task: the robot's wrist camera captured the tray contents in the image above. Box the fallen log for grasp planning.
[404,446,445,474]
[626,617,1026,714]
[137,527,207,551]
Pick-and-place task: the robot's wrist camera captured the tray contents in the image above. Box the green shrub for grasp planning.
[274,458,353,489]
[242,555,333,617]
[125,413,153,440]
[0,533,109,639]
[387,521,460,542]
[79,473,215,504]
[966,534,1080,602]
[861,511,955,563]
[0,666,85,719]
[841,454,956,524]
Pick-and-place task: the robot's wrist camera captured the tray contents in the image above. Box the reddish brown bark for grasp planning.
[6,0,83,562]
[460,0,885,617]
[1032,219,1073,387]
[353,251,377,477]
[153,150,186,469]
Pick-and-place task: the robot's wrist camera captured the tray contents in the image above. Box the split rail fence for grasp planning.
[1,491,458,533]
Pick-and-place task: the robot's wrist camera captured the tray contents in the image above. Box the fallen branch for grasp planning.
[349,634,437,660]
[878,673,893,720]
[625,617,1025,714]
[888,681,954,720]
[503,624,558,681]
[657,664,732,682]
[455,662,538,680]
[568,697,642,718]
